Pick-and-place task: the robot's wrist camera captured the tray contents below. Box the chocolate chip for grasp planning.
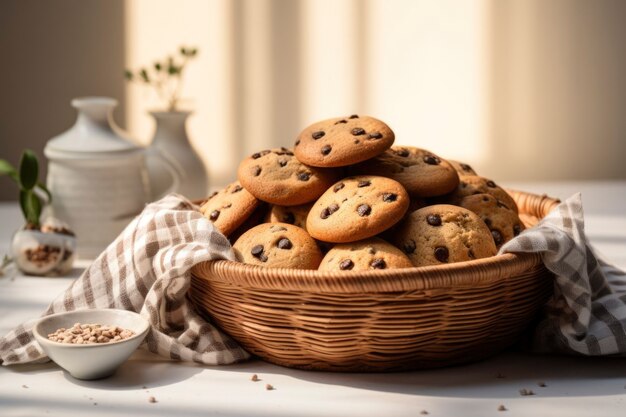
[209,210,220,221]
[335,119,347,124]
[483,196,490,202]
[434,246,449,263]
[491,229,503,246]
[321,145,332,155]
[368,132,383,140]
[333,182,345,192]
[513,224,522,236]
[426,214,442,226]
[282,212,295,224]
[483,217,492,227]
[354,139,360,144]
[357,204,371,217]
[258,253,268,262]
[320,204,339,219]
[339,259,354,270]
[357,180,371,188]
[277,238,293,250]
[231,185,243,193]
[370,258,386,269]
[349,114,359,119]
[382,193,397,202]
[251,245,264,257]
[351,127,366,136]
[297,172,310,181]
[461,163,473,172]
[252,166,262,176]
[279,159,288,167]
[252,152,261,159]
[395,148,409,157]
[423,155,440,165]
[486,180,497,188]
[295,139,300,146]
[312,131,325,140]
[403,240,416,254]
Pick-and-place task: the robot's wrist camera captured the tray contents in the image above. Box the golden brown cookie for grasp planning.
[238,147,340,206]
[351,146,459,197]
[391,204,497,267]
[318,237,413,272]
[265,203,312,230]
[458,194,525,248]
[446,175,518,213]
[294,115,394,167]
[233,223,322,269]
[449,160,478,176]
[199,181,260,236]
[306,176,410,243]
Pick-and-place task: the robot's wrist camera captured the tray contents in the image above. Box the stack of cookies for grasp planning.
[200,115,525,271]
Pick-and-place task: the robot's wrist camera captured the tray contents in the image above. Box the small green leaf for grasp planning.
[124,70,134,80]
[19,189,42,227]
[19,150,38,190]
[140,68,150,82]
[0,159,18,181]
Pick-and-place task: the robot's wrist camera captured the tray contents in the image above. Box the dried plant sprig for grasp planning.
[125,46,198,111]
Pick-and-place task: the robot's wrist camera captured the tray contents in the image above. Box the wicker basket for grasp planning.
[189,190,560,372]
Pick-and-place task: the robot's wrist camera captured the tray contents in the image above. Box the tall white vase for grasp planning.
[146,111,209,201]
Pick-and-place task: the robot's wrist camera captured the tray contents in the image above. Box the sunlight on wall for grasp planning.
[125,0,490,187]
[364,0,490,162]
[124,0,235,186]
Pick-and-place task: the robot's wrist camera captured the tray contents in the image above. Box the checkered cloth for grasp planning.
[2,192,626,366]
[500,193,626,355]
[0,195,249,365]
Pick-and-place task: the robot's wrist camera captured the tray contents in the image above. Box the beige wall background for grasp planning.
[2,0,626,201]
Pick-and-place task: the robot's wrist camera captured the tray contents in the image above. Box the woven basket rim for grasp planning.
[191,188,560,294]
[192,252,544,293]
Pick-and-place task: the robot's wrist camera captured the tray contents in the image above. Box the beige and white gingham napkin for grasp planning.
[500,193,626,355]
[0,194,249,365]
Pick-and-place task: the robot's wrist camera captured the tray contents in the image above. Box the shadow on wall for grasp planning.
[0,0,126,201]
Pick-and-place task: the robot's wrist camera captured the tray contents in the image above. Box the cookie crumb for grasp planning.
[519,388,535,396]
[22,384,28,388]
[495,372,506,379]
[537,381,547,387]
[251,374,260,382]
[148,396,157,403]
[498,405,507,411]
[265,384,274,391]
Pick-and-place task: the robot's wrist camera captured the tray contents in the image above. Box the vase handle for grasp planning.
[146,148,183,200]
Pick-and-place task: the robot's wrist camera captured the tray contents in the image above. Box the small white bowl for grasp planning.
[33,309,150,380]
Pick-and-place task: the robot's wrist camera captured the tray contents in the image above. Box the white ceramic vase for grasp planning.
[146,111,208,201]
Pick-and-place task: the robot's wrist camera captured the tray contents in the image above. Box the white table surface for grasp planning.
[1,181,626,417]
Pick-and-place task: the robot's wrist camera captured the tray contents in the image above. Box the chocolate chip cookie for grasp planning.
[306,176,410,243]
[200,181,260,236]
[446,175,519,213]
[351,146,459,197]
[318,237,413,272]
[265,203,312,230]
[294,115,394,167]
[449,160,478,176]
[233,223,323,269]
[391,204,497,267]
[238,147,340,206]
[458,194,525,248]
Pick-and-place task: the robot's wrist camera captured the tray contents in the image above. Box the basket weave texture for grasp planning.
[189,190,560,372]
